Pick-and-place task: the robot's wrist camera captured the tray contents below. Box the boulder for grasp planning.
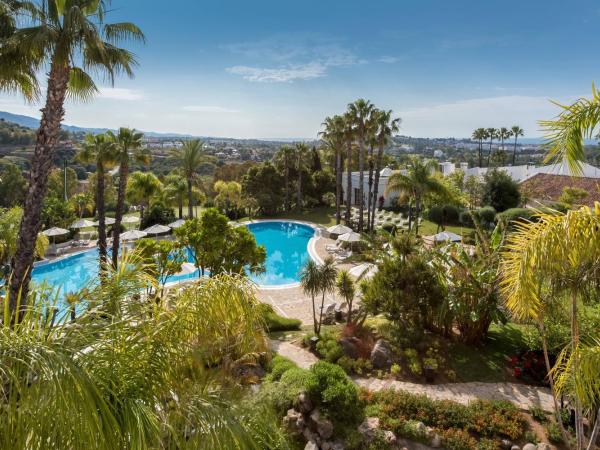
[230,362,265,381]
[283,408,304,433]
[382,430,397,445]
[415,421,427,434]
[297,392,313,413]
[536,444,551,450]
[430,433,442,448]
[370,339,393,369]
[330,440,345,450]
[310,409,334,440]
[511,446,521,450]
[523,444,537,450]
[500,439,513,449]
[339,337,359,359]
[303,428,320,446]
[358,417,380,442]
[304,441,319,450]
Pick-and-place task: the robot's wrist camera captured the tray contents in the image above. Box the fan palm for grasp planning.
[342,112,355,224]
[108,128,149,268]
[371,110,400,231]
[164,174,188,219]
[472,128,486,167]
[300,259,322,335]
[126,171,162,223]
[348,99,374,231]
[498,127,511,152]
[3,0,144,316]
[485,128,497,167]
[500,204,600,450]
[77,133,118,269]
[171,139,206,218]
[316,257,337,334]
[385,158,447,235]
[273,145,295,211]
[510,125,524,165]
[320,115,345,224]
[294,142,310,211]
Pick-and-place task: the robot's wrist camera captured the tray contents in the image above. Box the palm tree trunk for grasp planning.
[487,139,493,167]
[367,144,374,232]
[296,168,302,211]
[358,139,365,232]
[346,140,352,224]
[512,137,518,166]
[178,198,183,219]
[317,291,326,335]
[111,159,129,268]
[407,202,413,232]
[284,162,290,211]
[414,196,421,235]
[346,297,353,325]
[96,164,108,271]
[478,140,483,167]
[187,176,193,219]
[587,409,600,450]
[571,287,584,450]
[8,62,70,315]
[311,294,318,334]
[371,142,384,231]
[335,147,341,224]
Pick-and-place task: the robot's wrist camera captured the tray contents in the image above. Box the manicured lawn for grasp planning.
[255,206,337,227]
[447,322,533,382]
[418,219,474,238]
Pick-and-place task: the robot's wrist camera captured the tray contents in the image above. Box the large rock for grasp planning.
[339,337,359,359]
[283,408,304,433]
[304,441,319,450]
[536,444,551,450]
[297,392,313,413]
[523,444,537,450]
[500,439,513,450]
[370,339,393,369]
[511,446,521,450]
[358,417,380,443]
[430,433,442,448]
[310,409,334,440]
[230,362,265,381]
[382,430,397,445]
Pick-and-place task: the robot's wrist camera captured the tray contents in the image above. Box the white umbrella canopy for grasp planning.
[327,224,352,235]
[121,215,140,224]
[143,224,171,235]
[349,263,378,280]
[120,230,147,241]
[432,231,462,242]
[70,219,95,229]
[43,227,70,237]
[94,217,116,226]
[168,219,186,229]
[337,231,361,243]
[175,262,197,276]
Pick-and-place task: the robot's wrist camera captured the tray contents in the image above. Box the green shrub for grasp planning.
[467,401,524,440]
[545,422,562,444]
[440,428,477,450]
[259,367,316,415]
[266,355,297,382]
[390,363,401,376]
[256,303,302,332]
[528,405,546,422]
[523,431,539,444]
[477,438,498,450]
[306,361,361,423]
[496,208,533,226]
[316,332,344,363]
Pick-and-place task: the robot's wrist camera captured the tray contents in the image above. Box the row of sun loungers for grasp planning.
[320,301,349,324]
[325,241,352,260]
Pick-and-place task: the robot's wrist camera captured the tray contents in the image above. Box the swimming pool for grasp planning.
[30,220,316,307]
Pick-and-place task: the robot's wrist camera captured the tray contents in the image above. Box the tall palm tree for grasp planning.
[366,114,378,232]
[485,128,497,167]
[3,0,144,314]
[472,128,486,167]
[500,205,600,450]
[300,259,322,335]
[385,158,447,235]
[294,142,310,211]
[171,139,205,218]
[498,127,511,153]
[317,257,337,334]
[336,269,355,324]
[510,125,524,166]
[164,174,187,219]
[320,115,345,224]
[371,110,400,231]
[126,171,162,223]
[273,145,295,211]
[109,128,149,268]
[348,99,374,232]
[77,133,117,270]
[342,112,355,224]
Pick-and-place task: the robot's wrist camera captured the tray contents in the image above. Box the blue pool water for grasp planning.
[30,221,315,307]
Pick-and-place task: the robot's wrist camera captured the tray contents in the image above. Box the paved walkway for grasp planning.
[270,341,555,411]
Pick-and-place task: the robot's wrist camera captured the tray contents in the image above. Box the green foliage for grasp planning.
[0,160,26,207]
[440,428,478,450]
[141,202,176,228]
[0,207,47,266]
[306,361,361,423]
[241,162,284,215]
[529,405,546,422]
[47,167,78,199]
[482,169,521,212]
[256,303,301,332]
[545,421,563,444]
[42,197,76,228]
[558,186,589,208]
[135,238,184,292]
[265,355,297,382]
[315,331,344,363]
[496,208,533,226]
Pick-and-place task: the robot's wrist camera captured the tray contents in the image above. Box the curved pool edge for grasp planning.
[236,219,325,290]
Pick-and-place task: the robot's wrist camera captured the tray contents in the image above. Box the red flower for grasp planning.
[514,368,522,377]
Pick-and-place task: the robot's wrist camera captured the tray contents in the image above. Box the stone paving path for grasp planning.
[270,340,555,411]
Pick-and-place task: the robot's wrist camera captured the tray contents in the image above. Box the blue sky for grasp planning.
[1,0,599,138]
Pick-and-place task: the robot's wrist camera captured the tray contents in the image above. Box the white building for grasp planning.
[341,167,405,207]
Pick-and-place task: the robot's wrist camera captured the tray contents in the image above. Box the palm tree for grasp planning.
[498,127,511,152]
[510,125,524,166]
[316,257,337,335]
[500,205,600,450]
[3,0,144,314]
[366,114,378,232]
[77,133,117,269]
[273,145,295,211]
[485,128,497,167]
[343,112,355,224]
[371,110,400,231]
[472,128,486,167]
[109,128,149,268]
[300,259,322,335]
[126,171,162,223]
[320,115,345,224]
[171,139,205,218]
[294,142,310,211]
[385,158,447,235]
[348,99,374,232]
[164,174,187,219]
[336,269,355,324]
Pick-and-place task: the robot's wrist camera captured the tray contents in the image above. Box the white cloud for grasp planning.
[182,105,240,113]
[398,95,578,138]
[226,63,327,83]
[97,87,143,101]
[378,56,400,64]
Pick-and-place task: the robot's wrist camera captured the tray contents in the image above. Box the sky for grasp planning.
[1,0,599,139]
